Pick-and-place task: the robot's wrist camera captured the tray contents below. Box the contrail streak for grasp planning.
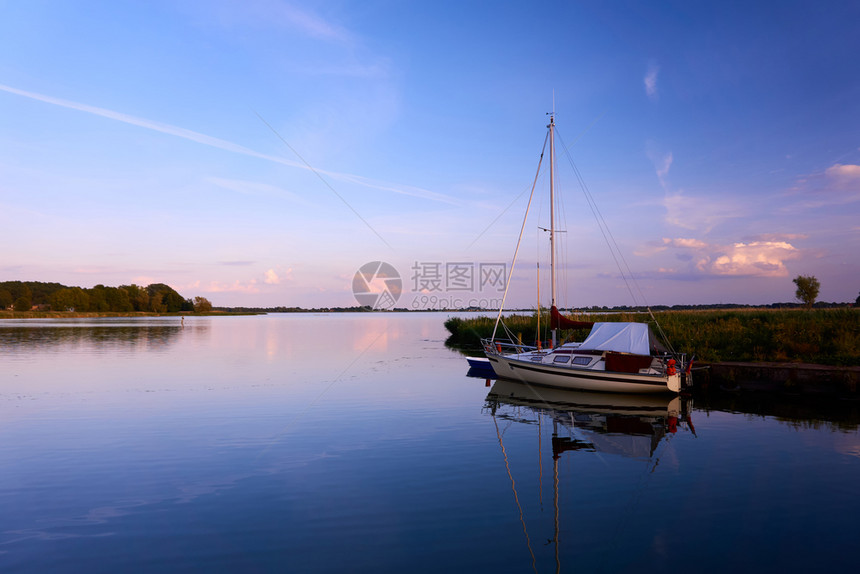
[0,83,460,206]
[0,83,299,167]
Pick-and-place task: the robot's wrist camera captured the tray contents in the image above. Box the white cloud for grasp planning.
[264,269,280,285]
[646,142,750,234]
[780,162,860,211]
[202,3,388,79]
[662,191,746,233]
[635,237,707,257]
[699,241,798,277]
[204,0,353,44]
[274,3,351,43]
[645,141,672,190]
[748,232,808,242]
[644,62,659,100]
[656,152,673,181]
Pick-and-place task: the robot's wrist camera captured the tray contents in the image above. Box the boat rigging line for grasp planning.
[555,127,677,355]
[491,132,549,342]
[253,110,393,250]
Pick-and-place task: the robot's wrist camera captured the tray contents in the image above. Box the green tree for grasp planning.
[13,294,32,311]
[0,289,12,310]
[793,275,820,309]
[149,292,167,313]
[49,287,90,311]
[12,285,33,311]
[25,281,65,305]
[87,285,110,311]
[121,284,150,311]
[856,291,860,306]
[164,291,184,312]
[147,283,185,312]
[193,296,212,313]
[104,286,133,312]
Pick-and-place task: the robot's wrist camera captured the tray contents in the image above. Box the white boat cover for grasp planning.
[578,322,652,355]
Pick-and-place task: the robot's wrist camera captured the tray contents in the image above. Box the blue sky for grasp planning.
[2,0,858,308]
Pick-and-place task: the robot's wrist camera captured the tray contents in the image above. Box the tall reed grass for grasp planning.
[445,308,860,366]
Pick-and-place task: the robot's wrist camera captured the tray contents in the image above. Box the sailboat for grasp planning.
[483,114,688,394]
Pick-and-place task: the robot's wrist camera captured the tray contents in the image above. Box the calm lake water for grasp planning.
[2,313,859,573]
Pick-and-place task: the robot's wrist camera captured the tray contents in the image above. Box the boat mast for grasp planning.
[536,262,541,348]
[549,113,557,348]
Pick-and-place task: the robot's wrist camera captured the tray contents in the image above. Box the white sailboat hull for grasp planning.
[487,353,681,394]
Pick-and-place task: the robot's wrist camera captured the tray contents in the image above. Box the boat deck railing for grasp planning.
[481,338,540,356]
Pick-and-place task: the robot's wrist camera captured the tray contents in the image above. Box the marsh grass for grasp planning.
[445,308,860,366]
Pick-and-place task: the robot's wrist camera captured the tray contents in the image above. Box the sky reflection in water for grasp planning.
[1,314,858,573]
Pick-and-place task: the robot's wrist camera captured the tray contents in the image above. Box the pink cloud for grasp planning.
[640,237,802,279]
[666,237,707,249]
[825,163,860,180]
[205,280,260,294]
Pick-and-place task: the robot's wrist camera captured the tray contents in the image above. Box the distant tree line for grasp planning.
[213,305,375,313]
[0,281,212,313]
[216,301,857,314]
[579,301,854,312]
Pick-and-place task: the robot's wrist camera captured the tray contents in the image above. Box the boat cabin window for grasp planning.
[552,355,570,363]
[572,356,592,366]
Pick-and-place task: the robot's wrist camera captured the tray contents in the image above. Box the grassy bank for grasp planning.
[445,308,860,366]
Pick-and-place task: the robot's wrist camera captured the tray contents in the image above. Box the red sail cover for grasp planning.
[550,306,594,330]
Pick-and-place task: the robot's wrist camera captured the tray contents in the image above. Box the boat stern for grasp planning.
[668,372,682,393]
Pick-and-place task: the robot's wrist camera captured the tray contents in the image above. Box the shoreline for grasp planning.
[0,311,262,319]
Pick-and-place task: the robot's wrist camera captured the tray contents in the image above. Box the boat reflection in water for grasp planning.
[486,378,694,458]
[483,378,695,570]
